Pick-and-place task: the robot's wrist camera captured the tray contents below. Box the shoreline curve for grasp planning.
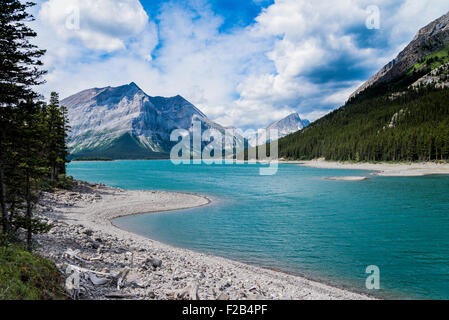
[37,181,374,300]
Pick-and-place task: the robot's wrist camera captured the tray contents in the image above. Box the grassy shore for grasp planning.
[0,245,66,300]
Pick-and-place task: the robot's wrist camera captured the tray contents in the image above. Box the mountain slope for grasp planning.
[351,11,449,99]
[279,12,449,162]
[63,83,226,159]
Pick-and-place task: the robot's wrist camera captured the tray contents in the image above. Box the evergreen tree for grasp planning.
[45,92,70,185]
[0,0,47,247]
[15,100,48,250]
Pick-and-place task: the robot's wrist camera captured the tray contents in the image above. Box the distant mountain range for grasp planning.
[279,11,449,162]
[63,83,309,159]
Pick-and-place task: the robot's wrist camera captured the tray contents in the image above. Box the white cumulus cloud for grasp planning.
[39,0,150,52]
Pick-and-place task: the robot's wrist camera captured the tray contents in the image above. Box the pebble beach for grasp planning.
[35,181,372,300]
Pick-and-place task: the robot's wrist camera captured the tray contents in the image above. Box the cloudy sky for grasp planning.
[31,0,449,129]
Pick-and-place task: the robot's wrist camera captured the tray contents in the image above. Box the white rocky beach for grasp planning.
[299,159,449,177]
[35,181,372,300]
[325,176,368,181]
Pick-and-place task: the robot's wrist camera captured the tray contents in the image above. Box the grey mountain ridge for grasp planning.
[63,82,227,159]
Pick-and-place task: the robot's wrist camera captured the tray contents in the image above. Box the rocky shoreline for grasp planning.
[35,181,372,300]
[299,160,449,177]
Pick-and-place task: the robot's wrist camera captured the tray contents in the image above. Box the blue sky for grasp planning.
[33,0,449,129]
[141,0,274,31]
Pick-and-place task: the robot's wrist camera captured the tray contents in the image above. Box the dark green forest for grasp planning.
[279,86,449,162]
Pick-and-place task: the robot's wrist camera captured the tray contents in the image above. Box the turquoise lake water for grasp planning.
[67,160,449,299]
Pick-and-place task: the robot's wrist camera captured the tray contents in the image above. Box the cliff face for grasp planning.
[351,11,449,99]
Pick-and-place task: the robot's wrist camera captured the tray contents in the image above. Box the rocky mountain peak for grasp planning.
[62,83,224,159]
[414,11,449,40]
[267,113,309,132]
[247,112,310,147]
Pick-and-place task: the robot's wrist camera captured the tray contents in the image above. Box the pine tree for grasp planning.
[56,100,70,176]
[44,92,70,185]
[15,100,48,250]
[46,93,60,184]
[0,0,46,243]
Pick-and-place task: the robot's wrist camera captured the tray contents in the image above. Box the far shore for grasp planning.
[297,159,449,177]
[36,181,373,300]
[70,157,449,176]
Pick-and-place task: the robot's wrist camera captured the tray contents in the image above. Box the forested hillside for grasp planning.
[279,10,449,163]
[279,87,449,162]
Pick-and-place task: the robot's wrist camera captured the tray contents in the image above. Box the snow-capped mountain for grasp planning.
[63,82,229,159]
[246,113,310,147]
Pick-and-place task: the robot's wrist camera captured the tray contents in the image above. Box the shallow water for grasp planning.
[68,160,449,299]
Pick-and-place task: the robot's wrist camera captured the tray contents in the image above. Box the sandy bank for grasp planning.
[35,181,372,300]
[326,176,368,181]
[299,160,449,177]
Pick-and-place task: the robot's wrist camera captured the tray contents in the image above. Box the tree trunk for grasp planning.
[50,166,55,186]
[0,159,8,235]
[26,172,32,251]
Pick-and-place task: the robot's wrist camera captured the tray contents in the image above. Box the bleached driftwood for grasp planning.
[65,265,81,300]
[88,273,110,286]
[63,264,115,278]
[64,249,88,263]
[116,267,130,290]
